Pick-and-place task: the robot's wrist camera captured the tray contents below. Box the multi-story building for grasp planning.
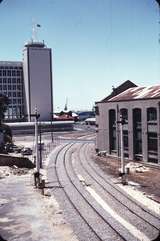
[0,61,24,121]
[96,80,160,165]
[23,41,53,121]
[0,40,53,122]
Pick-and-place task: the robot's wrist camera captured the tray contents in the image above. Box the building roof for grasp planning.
[24,41,45,48]
[98,80,137,103]
[0,61,22,66]
[108,85,160,102]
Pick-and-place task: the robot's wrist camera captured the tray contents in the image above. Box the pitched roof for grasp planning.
[99,80,137,103]
[108,85,160,102]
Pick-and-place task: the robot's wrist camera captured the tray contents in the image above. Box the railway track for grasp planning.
[77,143,160,238]
[49,140,160,241]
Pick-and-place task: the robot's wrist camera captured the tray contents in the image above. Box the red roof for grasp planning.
[108,85,160,102]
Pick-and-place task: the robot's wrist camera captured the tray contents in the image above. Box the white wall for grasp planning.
[23,45,53,121]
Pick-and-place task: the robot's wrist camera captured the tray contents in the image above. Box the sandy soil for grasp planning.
[0,167,79,241]
[93,154,160,204]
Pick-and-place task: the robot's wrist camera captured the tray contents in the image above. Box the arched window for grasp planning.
[109,109,116,152]
[147,107,157,122]
[120,108,128,122]
[133,108,142,157]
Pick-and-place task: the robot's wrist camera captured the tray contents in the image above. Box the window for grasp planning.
[120,108,128,122]
[3,85,7,90]
[8,92,11,97]
[147,108,157,122]
[3,70,6,76]
[17,85,21,90]
[17,92,21,97]
[8,78,11,83]
[148,132,158,163]
[123,130,128,150]
[12,78,16,83]
[95,106,99,115]
[12,70,16,76]
[17,70,20,76]
[3,78,6,83]
[133,108,142,156]
[148,133,157,153]
[7,70,11,76]
[109,109,116,152]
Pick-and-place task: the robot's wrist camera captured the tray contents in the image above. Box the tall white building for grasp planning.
[0,41,53,122]
[23,41,53,121]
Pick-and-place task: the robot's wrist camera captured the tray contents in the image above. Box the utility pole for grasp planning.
[117,115,127,185]
[50,112,54,142]
[29,109,40,172]
[39,121,42,168]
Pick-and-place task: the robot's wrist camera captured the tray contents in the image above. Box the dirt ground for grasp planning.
[93,155,160,203]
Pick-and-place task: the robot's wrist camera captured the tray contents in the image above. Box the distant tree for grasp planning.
[0,95,12,152]
[0,94,10,125]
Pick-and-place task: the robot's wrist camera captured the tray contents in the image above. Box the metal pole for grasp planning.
[120,115,126,185]
[35,110,40,173]
[39,121,42,168]
[51,112,53,142]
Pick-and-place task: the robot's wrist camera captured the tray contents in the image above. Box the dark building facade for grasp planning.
[0,61,24,121]
[96,81,160,165]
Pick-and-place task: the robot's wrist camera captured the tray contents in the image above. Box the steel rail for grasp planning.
[80,143,160,231]
[61,144,127,241]
[53,142,104,241]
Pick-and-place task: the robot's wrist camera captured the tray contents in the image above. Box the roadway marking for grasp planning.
[77,175,150,241]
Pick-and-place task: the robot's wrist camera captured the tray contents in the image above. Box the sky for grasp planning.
[0,0,160,111]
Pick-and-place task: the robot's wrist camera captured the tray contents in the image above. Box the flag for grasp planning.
[37,24,41,27]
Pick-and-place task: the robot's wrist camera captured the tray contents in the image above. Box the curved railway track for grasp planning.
[79,143,160,224]
[49,140,160,241]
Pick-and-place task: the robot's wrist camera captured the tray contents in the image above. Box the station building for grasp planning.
[95,80,160,165]
[0,40,53,122]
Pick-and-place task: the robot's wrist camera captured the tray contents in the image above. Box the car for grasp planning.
[21,147,32,156]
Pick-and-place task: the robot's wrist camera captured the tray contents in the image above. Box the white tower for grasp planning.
[23,40,53,121]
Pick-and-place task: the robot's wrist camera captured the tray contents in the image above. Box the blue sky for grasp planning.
[0,0,160,111]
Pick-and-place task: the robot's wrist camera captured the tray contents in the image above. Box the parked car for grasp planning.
[21,147,32,156]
